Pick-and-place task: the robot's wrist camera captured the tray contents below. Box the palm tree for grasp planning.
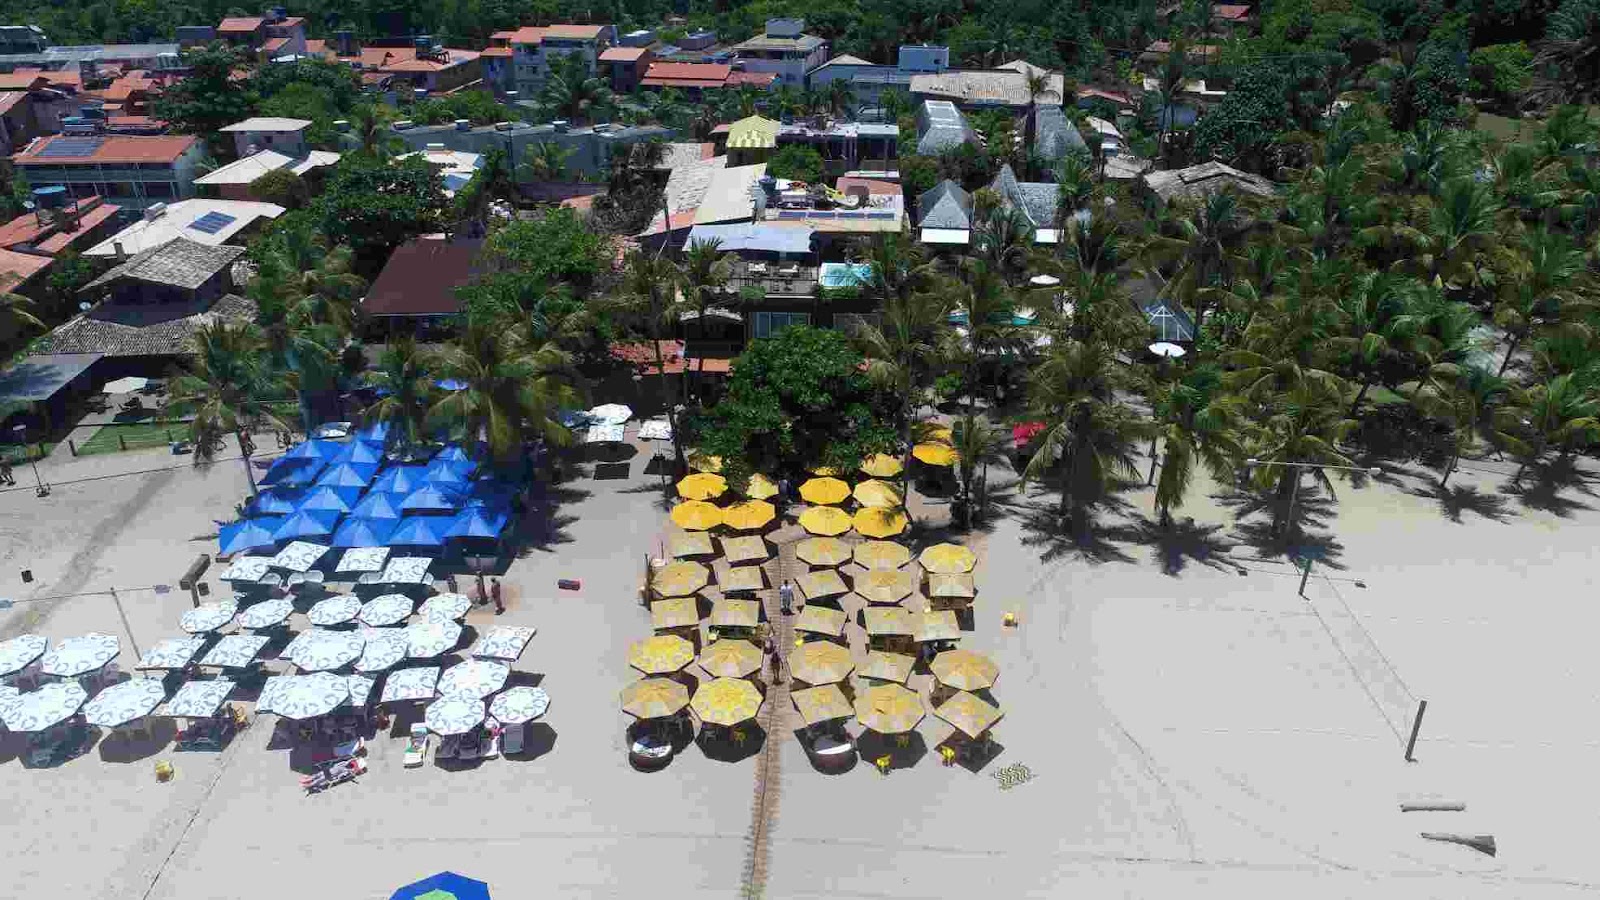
[1493,227,1592,375]
[1149,364,1244,527]
[519,141,575,182]
[363,337,433,451]
[1330,270,1423,416]
[1021,69,1059,152]
[768,85,803,120]
[1530,0,1600,108]
[825,78,856,119]
[0,290,44,344]
[1154,37,1190,165]
[426,316,578,465]
[973,205,1033,284]
[349,103,400,158]
[1413,364,1522,487]
[1511,373,1600,485]
[1147,188,1249,338]
[945,258,1013,410]
[163,321,292,495]
[1389,123,1460,195]
[610,250,687,467]
[679,237,735,399]
[1244,382,1360,539]
[540,55,614,124]
[880,89,911,123]
[951,412,1005,528]
[1365,177,1502,289]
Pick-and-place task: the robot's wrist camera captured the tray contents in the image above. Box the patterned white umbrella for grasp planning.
[220,556,274,582]
[0,684,18,717]
[586,403,633,425]
[488,686,550,724]
[136,636,206,671]
[307,594,361,626]
[425,696,485,735]
[379,556,432,584]
[82,678,166,728]
[0,634,47,676]
[286,629,365,672]
[40,633,121,677]
[1,681,88,732]
[255,675,291,714]
[418,592,472,621]
[343,674,377,708]
[354,628,409,673]
[165,679,235,718]
[472,625,535,662]
[336,547,390,573]
[201,634,269,669]
[272,541,330,573]
[237,598,294,630]
[273,672,349,719]
[359,593,414,627]
[404,620,462,658]
[181,601,238,634]
[379,666,440,703]
[437,659,510,699]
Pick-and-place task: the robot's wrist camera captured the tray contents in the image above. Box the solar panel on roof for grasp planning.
[188,211,238,235]
[37,136,105,158]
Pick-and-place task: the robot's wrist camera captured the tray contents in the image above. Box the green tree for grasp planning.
[1149,363,1244,526]
[767,144,825,183]
[1493,227,1592,375]
[679,237,736,398]
[248,169,309,209]
[315,155,446,271]
[1413,364,1521,487]
[539,53,614,124]
[152,43,258,149]
[609,250,689,467]
[1531,0,1600,107]
[1511,373,1600,484]
[951,412,1005,529]
[0,290,43,347]
[162,321,292,494]
[426,316,579,466]
[1244,382,1360,539]
[363,337,434,452]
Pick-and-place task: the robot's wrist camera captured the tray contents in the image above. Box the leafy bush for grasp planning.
[767,144,825,183]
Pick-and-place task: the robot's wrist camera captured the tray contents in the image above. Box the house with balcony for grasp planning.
[731,19,827,88]
[492,24,615,99]
[220,116,311,158]
[10,133,205,211]
[805,44,949,105]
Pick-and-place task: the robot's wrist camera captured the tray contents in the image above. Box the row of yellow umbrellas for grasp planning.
[619,675,763,726]
[670,498,776,531]
[692,454,905,479]
[913,422,959,467]
[623,676,1002,737]
[793,537,973,574]
[798,505,909,538]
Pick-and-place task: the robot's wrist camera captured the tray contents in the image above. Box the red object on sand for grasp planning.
[558,579,581,591]
[1012,422,1046,446]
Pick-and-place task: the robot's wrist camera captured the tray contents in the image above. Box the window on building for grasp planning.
[753,311,809,338]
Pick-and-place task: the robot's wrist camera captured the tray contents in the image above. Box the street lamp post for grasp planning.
[11,424,48,497]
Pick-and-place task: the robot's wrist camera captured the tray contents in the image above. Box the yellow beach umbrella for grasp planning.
[620,677,690,718]
[858,650,915,683]
[697,639,763,678]
[722,565,765,593]
[794,605,847,636]
[852,479,902,508]
[799,506,851,536]
[691,676,763,726]
[927,573,976,599]
[721,499,775,531]
[720,535,769,564]
[861,606,912,637]
[853,507,908,538]
[677,472,728,500]
[912,443,959,466]
[914,609,961,643]
[709,597,760,628]
[854,682,924,733]
[688,452,724,473]
[653,560,710,597]
[934,690,1003,739]
[796,568,849,600]
[854,568,915,604]
[668,531,714,558]
[930,649,999,691]
[670,500,722,531]
[799,476,851,505]
[650,596,699,630]
[791,683,854,726]
[854,540,911,570]
[795,536,851,566]
[789,641,854,684]
[919,543,976,574]
[627,634,694,674]
[740,473,779,499]
[859,453,903,478]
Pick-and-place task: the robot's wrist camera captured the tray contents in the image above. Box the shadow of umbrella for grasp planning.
[696,721,766,763]
[97,719,177,764]
[854,728,928,771]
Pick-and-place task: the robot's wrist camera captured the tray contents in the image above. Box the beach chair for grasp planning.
[457,730,482,761]
[437,733,460,760]
[404,724,429,768]
[501,722,525,755]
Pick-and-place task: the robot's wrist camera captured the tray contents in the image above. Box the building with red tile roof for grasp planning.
[11,135,206,212]
[484,23,616,98]
[0,196,122,293]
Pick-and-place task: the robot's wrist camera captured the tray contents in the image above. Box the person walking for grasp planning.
[778,579,794,615]
[491,577,504,615]
[0,460,13,485]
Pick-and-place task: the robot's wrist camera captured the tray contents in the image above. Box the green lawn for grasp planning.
[76,422,184,456]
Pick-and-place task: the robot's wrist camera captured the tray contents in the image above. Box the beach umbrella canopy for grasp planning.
[709,598,760,629]
[380,666,440,703]
[669,500,722,531]
[854,682,924,733]
[82,678,166,728]
[691,676,762,726]
[333,516,399,549]
[859,651,915,684]
[721,500,775,531]
[445,507,508,540]
[795,536,850,566]
[307,594,361,626]
[296,486,359,514]
[934,690,1004,739]
[166,678,235,718]
[434,444,474,463]
[620,678,690,719]
[912,443,958,466]
[854,569,916,604]
[627,634,694,675]
[862,606,913,637]
[218,517,286,555]
[795,569,848,600]
[401,485,463,514]
[425,696,486,735]
[287,628,365,671]
[652,560,709,597]
[336,546,391,573]
[237,598,294,630]
[920,423,953,443]
[355,629,409,672]
[101,375,148,394]
[739,473,779,499]
[794,605,847,637]
[798,506,851,536]
[405,619,463,658]
[697,639,762,678]
[273,540,331,572]
[676,472,727,501]
[471,625,535,661]
[272,509,341,543]
[273,672,349,719]
[0,634,48,676]
[915,610,961,642]
[853,507,908,538]
[650,597,699,631]
[219,556,274,582]
[315,463,378,490]
[391,873,490,900]
[248,488,302,516]
[721,535,769,564]
[360,593,415,627]
[859,454,903,477]
[686,452,723,473]
[388,516,448,547]
[1,681,87,732]
[350,491,407,520]
[437,659,510,699]
[799,477,850,505]
[927,573,976,600]
[854,540,911,570]
[355,421,390,444]
[808,465,842,476]
[201,634,270,668]
[333,441,385,466]
[373,465,429,495]
[284,439,342,461]
[419,592,473,622]
[791,684,853,726]
[136,636,206,670]
[931,649,999,691]
[668,532,714,558]
[790,641,854,684]
[920,543,976,575]
[489,686,550,725]
[378,556,433,585]
[345,673,377,708]
[424,460,473,487]
[722,565,764,593]
[852,479,903,509]
[180,601,238,634]
[586,403,632,425]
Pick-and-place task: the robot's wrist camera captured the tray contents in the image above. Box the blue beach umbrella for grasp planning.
[283,439,342,461]
[391,871,490,900]
[260,455,323,487]
[424,462,472,487]
[350,491,407,520]
[388,516,447,547]
[401,485,462,513]
[356,421,391,444]
[317,462,379,488]
[248,488,303,516]
[219,517,286,555]
[433,444,477,464]
[297,486,361,514]
[373,465,429,495]
[272,509,341,543]
[333,440,384,466]
[434,378,468,392]
[446,507,509,540]
[332,516,399,548]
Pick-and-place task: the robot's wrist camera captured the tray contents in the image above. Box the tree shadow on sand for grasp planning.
[1214,485,1347,570]
[1404,481,1512,524]
[1015,483,1143,566]
[1104,514,1238,577]
[1501,457,1598,518]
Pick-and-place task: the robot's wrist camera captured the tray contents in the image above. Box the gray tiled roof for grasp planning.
[31,294,257,358]
[917,180,972,229]
[989,164,1061,229]
[1141,161,1278,204]
[916,100,975,155]
[83,237,245,292]
[1033,106,1086,160]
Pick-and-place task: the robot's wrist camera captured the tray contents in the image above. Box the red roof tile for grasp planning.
[0,197,116,250]
[0,246,53,286]
[599,46,648,62]
[1213,4,1252,19]
[14,134,198,165]
[304,39,328,56]
[0,72,46,91]
[835,177,900,196]
[505,26,548,45]
[218,17,265,32]
[381,49,479,72]
[263,36,291,52]
[726,71,777,87]
[480,47,513,58]
[37,204,122,254]
[0,91,27,115]
[644,62,731,82]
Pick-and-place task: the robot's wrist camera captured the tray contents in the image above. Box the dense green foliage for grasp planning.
[766,145,826,184]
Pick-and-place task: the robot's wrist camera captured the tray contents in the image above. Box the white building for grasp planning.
[732,19,828,88]
[83,198,285,257]
[219,117,313,159]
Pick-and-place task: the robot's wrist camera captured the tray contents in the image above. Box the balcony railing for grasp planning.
[727,261,818,296]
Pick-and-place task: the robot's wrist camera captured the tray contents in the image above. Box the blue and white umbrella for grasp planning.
[435,378,468,391]
[201,634,269,669]
[82,678,166,728]
[219,517,285,555]
[41,632,120,677]
[1,681,87,732]
[297,486,359,514]
[359,594,414,627]
[350,491,406,520]
[424,462,472,488]
[272,539,332,572]
[307,594,361,626]
[220,556,274,583]
[489,686,550,725]
[333,517,398,549]
[255,674,291,714]
[286,629,365,671]
[273,672,348,719]
[419,593,471,622]
[0,634,48,676]
[181,600,238,634]
[136,636,206,670]
[437,659,510,699]
[379,666,440,703]
[434,444,474,463]
[238,598,294,630]
[472,625,535,662]
[344,673,377,708]
[336,546,391,573]
[424,696,485,735]
[355,628,409,673]
[166,679,235,718]
[404,620,462,658]
[392,872,490,900]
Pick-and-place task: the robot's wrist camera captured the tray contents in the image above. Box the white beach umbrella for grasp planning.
[436,659,510,699]
[40,633,120,677]
[585,403,633,426]
[272,541,330,573]
[472,625,535,662]
[336,547,390,573]
[1,681,88,732]
[286,629,365,672]
[418,592,472,622]
[238,598,294,630]
[488,686,550,725]
[0,634,47,676]
[220,556,274,582]
[200,634,269,669]
[354,628,409,673]
[180,601,238,634]
[81,679,166,728]
[165,679,235,718]
[306,594,361,626]
[379,666,440,703]
[273,672,349,720]
[424,696,485,735]
[404,620,462,658]
[359,594,414,627]
[100,376,148,394]
[136,636,206,671]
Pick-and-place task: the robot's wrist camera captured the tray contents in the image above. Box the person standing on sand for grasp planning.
[778,579,794,615]
[491,577,504,615]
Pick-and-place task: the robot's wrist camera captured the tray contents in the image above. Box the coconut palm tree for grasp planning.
[945,258,1014,410]
[880,89,912,123]
[363,337,433,452]
[679,237,736,399]
[1330,270,1425,416]
[1530,0,1600,108]
[426,316,579,465]
[1146,188,1250,338]
[1244,382,1360,539]
[1413,364,1523,487]
[520,141,575,183]
[163,321,292,494]
[1149,364,1244,527]
[609,250,688,467]
[825,78,857,119]
[349,103,400,158]
[952,412,1005,528]
[1364,177,1502,289]
[0,290,43,345]
[1021,69,1059,151]
[1511,372,1600,485]
[540,54,614,124]
[1493,227,1593,375]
